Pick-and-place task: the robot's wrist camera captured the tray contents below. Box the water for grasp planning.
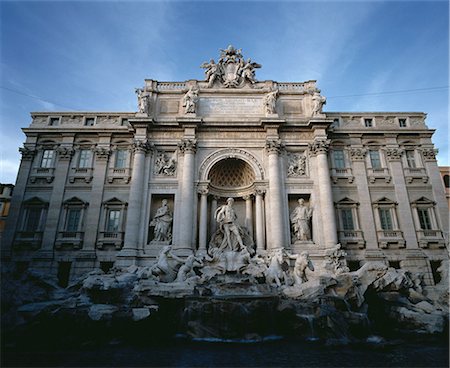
[3,337,449,367]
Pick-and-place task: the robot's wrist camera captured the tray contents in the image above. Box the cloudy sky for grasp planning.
[1,0,448,183]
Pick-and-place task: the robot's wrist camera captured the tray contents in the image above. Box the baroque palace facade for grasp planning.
[2,46,449,285]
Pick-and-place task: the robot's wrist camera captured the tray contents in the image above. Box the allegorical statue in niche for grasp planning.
[287,153,307,177]
[150,199,173,242]
[264,89,278,115]
[182,86,199,114]
[135,88,150,115]
[311,91,326,116]
[290,198,313,241]
[215,198,245,252]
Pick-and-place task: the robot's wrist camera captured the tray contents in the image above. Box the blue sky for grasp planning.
[1,0,448,183]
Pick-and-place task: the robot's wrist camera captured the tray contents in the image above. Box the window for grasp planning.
[389,261,401,269]
[417,208,432,230]
[364,118,373,127]
[78,150,92,168]
[369,150,382,169]
[65,209,81,232]
[20,197,47,232]
[443,175,449,188]
[341,209,355,230]
[106,210,121,232]
[115,150,127,168]
[379,208,393,230]
[41,150,55,168]
[100,262,114,273]
[333,150,345,169]
[57,262,72,288]
[333,118,340,127]
[399,118,407,127]
[49,117,60,126]
[405,150,416,168]
[85,117,95,126]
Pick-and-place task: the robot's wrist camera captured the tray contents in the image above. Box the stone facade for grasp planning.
[2,47,449,286]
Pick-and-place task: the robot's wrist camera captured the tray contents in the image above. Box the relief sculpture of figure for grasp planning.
[264,90,278,115]
[150,199,173,242]
[290,199,313,241]
[215,198,245,252]
[311,91,326,116]
[182,86,199,114]
[287,153,307,177]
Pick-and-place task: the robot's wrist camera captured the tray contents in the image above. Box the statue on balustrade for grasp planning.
[150,199,173,243]
[290,198,313,241]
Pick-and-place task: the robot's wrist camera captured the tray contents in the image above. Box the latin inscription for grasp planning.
[199,97,262,115]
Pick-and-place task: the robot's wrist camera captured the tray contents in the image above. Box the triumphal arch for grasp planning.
[3,45,448,286]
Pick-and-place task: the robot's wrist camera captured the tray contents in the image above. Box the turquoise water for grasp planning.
[3,337,448,367]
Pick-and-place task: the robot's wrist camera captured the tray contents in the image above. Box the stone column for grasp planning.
[198,187,209,254]
[422,148,449,240]
[210,196,219,236]
[82,140,111,250]
[349,147,378,250]
[255,188,265,252]
[243,195,254,237]
[176,139,197,253]
[310,139,338,247]
[1,145,37,258]
[386,148,418,249]
[266,139,285,250]
[121,139,150,257]
[41,139,75,253]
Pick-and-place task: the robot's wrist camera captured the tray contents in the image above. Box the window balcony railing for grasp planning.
[29,167,55,184]
[417,229,445,248]
[404,167,428,184]
[338,230,365,248]
[68,167,93,183]
[367,168,391,184]
[331,168,354,183]
[14,231,43,249]
[107,167,131,184]
[97,231,125,250]
[377,229,405,248]
[55,231,84,249]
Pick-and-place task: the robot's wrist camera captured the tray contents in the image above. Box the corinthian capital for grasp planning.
[178,138,197,154]
[385,148,404,161]
[132,139,151,153]
[309,139,330,155]
[19,146,37,161]
[57,146,75,160]
[265,138,283,154]
[94,147,112,160]
[349,148,367,161]
[421,148,438,161]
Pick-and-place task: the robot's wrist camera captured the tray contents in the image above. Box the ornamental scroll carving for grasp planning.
[385,148,404,161]
[265,139,283,154]
[19,147,37,161]
[57,146,75,160]
[178,139,197,154]
[154,151,177,176]
[421,148,438,161]
[287,152,307,177]
[309,139,330,155]
[349,148,367,161]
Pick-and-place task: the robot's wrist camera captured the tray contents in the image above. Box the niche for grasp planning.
[148,194,175,244]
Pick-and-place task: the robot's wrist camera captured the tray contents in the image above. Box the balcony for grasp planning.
[96,231,124,250]
[29,167,55,184]
[377,230,405,248]
[367,168,391,184]
[417,229,445,248]
[331,168,354,184]
[404,167,428,184]
[14,231,43,249]
[68,168,93,183]
[107,167,131,184]
[338,230,365,248]
[55,231,84,249]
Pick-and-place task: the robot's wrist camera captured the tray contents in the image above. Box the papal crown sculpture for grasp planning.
[1,45,447,293]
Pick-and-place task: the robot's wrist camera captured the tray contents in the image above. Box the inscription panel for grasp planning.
[199,97,262,116]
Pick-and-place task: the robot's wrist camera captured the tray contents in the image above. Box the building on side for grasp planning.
[0,184,14,238]
[439,166,450,209]
[2,46,448,286]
